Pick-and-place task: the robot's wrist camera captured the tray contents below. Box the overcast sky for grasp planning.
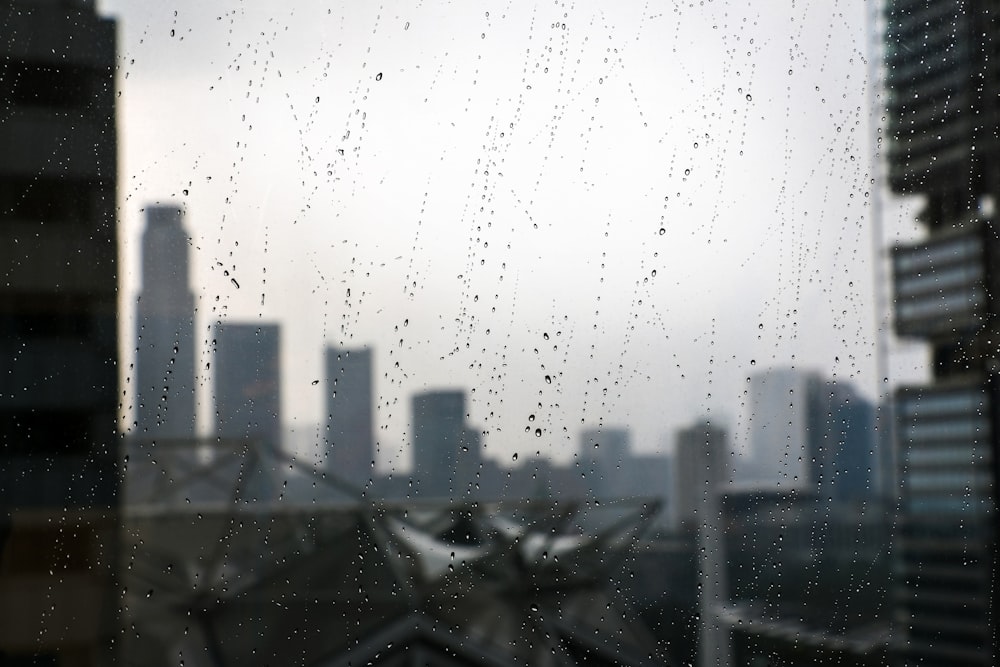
[101,0,925,472]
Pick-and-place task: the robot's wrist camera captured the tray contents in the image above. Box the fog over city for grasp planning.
[103,0,922,470]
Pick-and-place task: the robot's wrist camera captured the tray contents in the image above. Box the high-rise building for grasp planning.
[580,426,631,498]
[675,419,728,530]
[213,322,282,452]
[673,419,732,667]
[806,379,878,503]
[324,346,374,482]
[885,2,999,664]
[134,205,196,438]
[739,369,876,500]
[0,0,119,663]
[411,390,478,498]
[741,368,814,490]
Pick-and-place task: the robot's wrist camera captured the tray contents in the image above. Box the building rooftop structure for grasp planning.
[123,436,670,665]
[122,494,670,666]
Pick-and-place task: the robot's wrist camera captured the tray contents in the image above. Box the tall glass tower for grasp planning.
[885,1,999,664]
[134,205,196,438]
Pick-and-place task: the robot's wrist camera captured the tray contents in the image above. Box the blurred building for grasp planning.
[580,426,631,497]
[122,497,669,666]
[741,368,814,490]
[0,0,119,664]
[885,1,999,664]
[722,490,891,667]
[134,205,196,438]
[213,322,282,452]
[739,369,876,501]
[806,379,878,503]
[411,390,480,498]
[324,346,374,483]
[675,419,728,530]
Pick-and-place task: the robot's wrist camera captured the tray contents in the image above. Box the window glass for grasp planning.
[2,1,996,666]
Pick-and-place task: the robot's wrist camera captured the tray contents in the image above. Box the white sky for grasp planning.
[101,0,926,471]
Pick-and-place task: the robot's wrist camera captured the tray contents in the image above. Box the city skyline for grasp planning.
[102,0,925,471]
[6,0,972,665]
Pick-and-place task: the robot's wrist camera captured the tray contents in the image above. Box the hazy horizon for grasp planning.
[103,0,928,472]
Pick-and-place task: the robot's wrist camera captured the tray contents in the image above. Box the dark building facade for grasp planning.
[580,426,631,498]
[135,204,196,438]
[411,390,480,498]
[122,498,668,667]
[675,420,728,530]
[885,1,1000,664]
[0,0,119,664]
[324,346,375,483]
[213,322,282,452]
[805,378,878,504]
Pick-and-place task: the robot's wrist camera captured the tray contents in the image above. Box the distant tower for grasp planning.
[213,322,282,452]
[675,419,728,530]
[679,418,733,667]
[741,368,815,490]
[806,380,876,503]
[580,426,630,498]
[324,346,374,482]
[412,390,475,498]
[134,205,196,437]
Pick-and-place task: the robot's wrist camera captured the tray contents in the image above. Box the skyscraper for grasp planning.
[580,426,631,498]
[806,379,878,503]
[674,419,732,667]
[675,419,728,530]
[411,390,478,498]
[0,0,119,663]
[213,323,282,452]
[740,369,876,500]
[741,368,814,490]
[134,205,196,438]
[324,346,374,482]
[885,2,998,664]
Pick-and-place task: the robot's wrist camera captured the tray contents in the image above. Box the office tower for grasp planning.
[885,2,999,664]
[324,346,374,482]
[580,426,630,498]
[0,1,119,664]
[411,390,477,498]
[213,323,282,452]
[806,380,878,503]
[677,420,732,667]
[742,368,814,490]
[676,420,728,529]
[134,205,196,437]
[741,369,876,499]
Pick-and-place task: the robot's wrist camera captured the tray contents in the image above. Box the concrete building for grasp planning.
[134,205,196,438]
[0,0,119,663]
[324,346,375,483]
[739,369,877,501]
[741,368,814,490]
[885,1,999,664]
[411,390,480,499]
[580,426,631,498]
[675,419,728,530]
[213,322,282,452]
